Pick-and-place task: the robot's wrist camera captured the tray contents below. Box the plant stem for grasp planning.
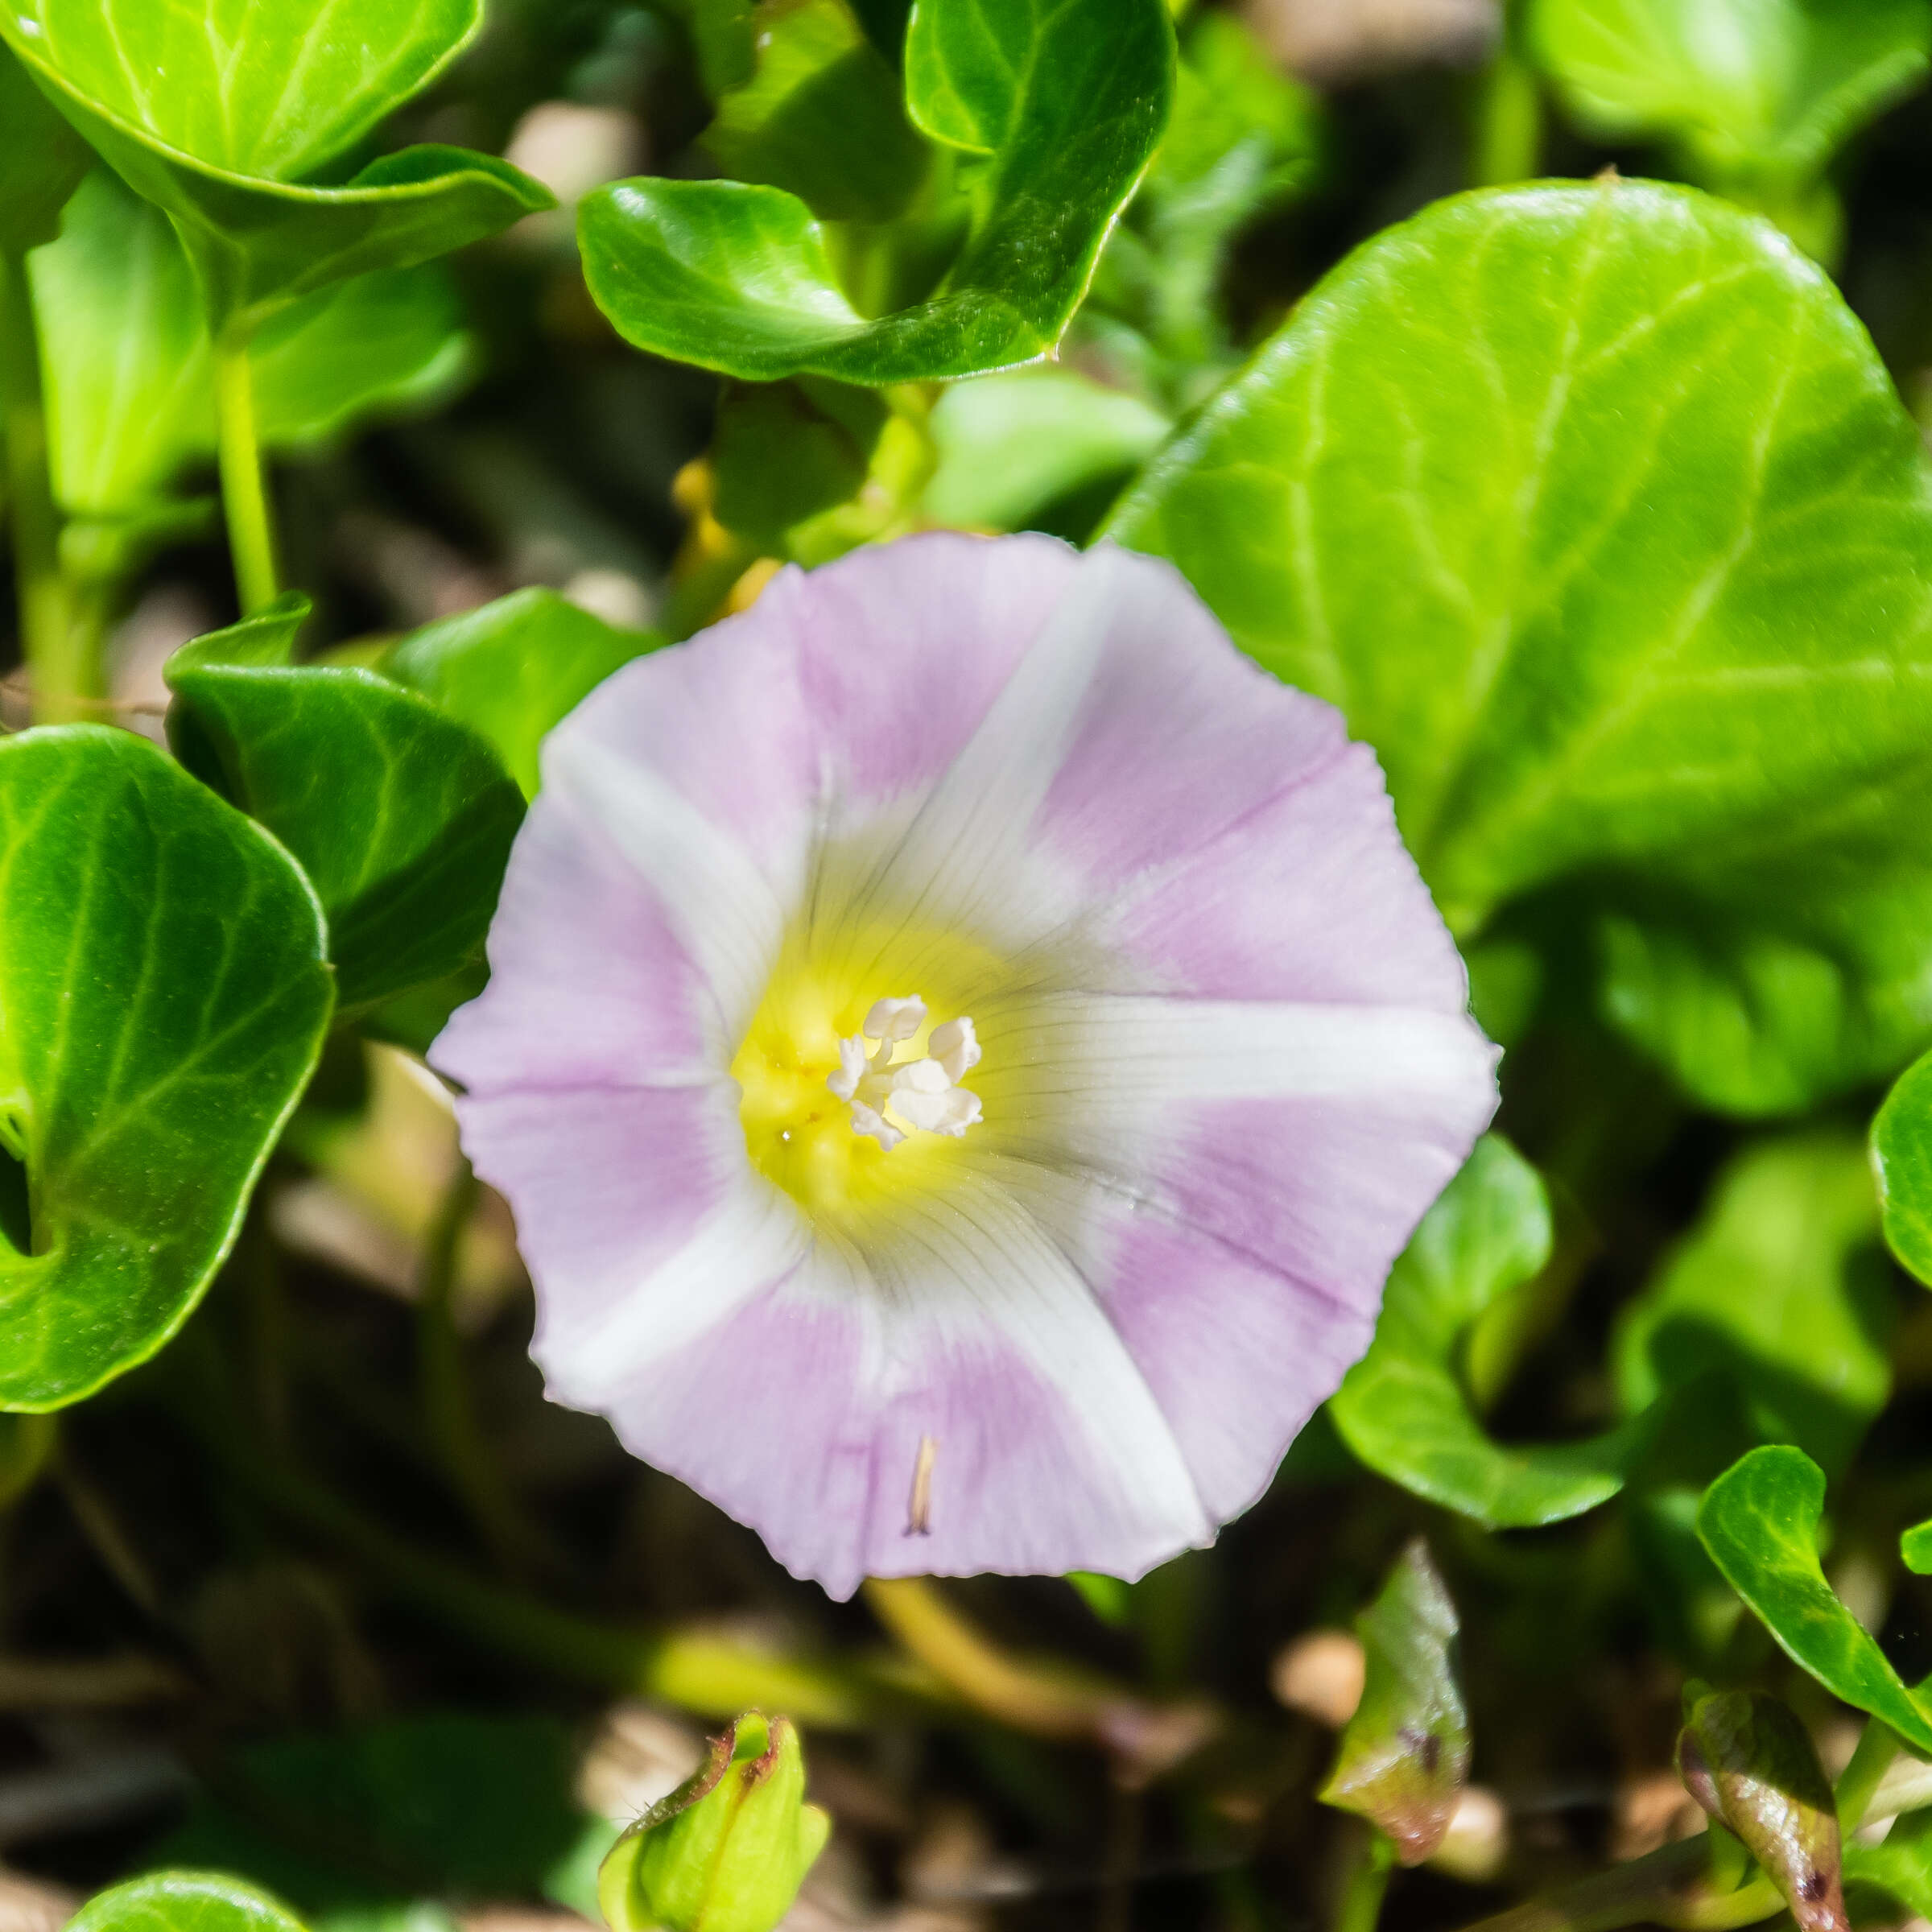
[213,320,279,613]
[416,1159,541,1579]
[861,1575,1215,1781]
[1470,4,1542,187]
[1835,1719,1900,1834]
[0,247,87,722]
[1335,1827,1395,1932]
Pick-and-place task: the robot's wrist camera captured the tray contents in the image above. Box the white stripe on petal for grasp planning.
[535,1174,812,1407]
[857,1170,1212,1558]
[820,547,1138,958]
[546,734,799,1054]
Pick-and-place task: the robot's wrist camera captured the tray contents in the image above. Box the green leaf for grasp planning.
[381,588,660,801]
[577,0,1174,382]
[0,41,87,253]
[1529,0,1932,186]
[1696,1446,1932,1757]
[165,597,526,1014]
[1108,180,1932,1115]
[0,727,332,1412]
[1319,1539,1469,1865]
[1872,1049,1932,1288]
[1904,1517,1932,1576]
[1847,1809,1932,1922]
[701,0,931,223]
[1614,1133,1888,1480]
[1676,1688,1845,1932]
[924,369,1170,534]
[0,0,551,328]
[72,1874,307,1932]
[1329,1136,1637,1527]
[33,171,473,535]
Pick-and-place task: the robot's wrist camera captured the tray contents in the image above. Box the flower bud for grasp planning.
[597,1713,830,1932]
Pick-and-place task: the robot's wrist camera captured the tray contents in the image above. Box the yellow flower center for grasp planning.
[731,921,1001,1222]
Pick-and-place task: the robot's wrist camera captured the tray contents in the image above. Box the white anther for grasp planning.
[828,995,981,1150]
[863,996,927,1044]
[930,1017,980,1084]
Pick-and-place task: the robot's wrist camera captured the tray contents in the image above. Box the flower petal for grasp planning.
[584,1171,1213,1598]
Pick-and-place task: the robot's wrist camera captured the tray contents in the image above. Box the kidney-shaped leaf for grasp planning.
[0,0,551,328]
[578,0,1173,382]
[35,171,473,530]
[165,597,526,1016]
[1697,1446,1932,1757]
[0,40,86,253]
[1329,1136,1637,1527]
[1873,1050,1932,1288]
[71,1873,306,1932]
[381,589,660,800]
[0,729,332,1412]
[1110,180,1932,1115]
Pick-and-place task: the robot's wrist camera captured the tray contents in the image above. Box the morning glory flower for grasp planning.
[433,535,1498,1598]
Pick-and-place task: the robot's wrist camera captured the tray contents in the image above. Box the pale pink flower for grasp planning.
[435,535,1497,1598]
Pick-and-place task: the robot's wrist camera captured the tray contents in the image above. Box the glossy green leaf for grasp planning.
[1676,1688,1845,1932]
[1697,1446,1932,1756]
[0,728,332,1412]
[1847,1809,1932,1922]
[1329,1136,1637,1527]
[33,171,473,533]
[577,0,1174,382]
[1530,0,1931,185]
[0,0,551,328]
[924,369,1170,534]
[1904,1517,1932,1575]
[1615,1134,1888,1480]
[701,0,931,222]
[0,40,86,253]
[1319,1539,1468,1865]
[1109,180,1932,1115]
[72,1874,307,1932]
[1872,1049,1932,1288]
[380,588,661,800]
[165,597,526,1015]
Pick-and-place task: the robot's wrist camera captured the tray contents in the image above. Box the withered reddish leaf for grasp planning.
[1676,1690,1847,1932]
[1318,1538,1469,1864]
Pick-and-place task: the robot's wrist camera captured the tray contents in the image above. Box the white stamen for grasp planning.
[830,996,981,1147]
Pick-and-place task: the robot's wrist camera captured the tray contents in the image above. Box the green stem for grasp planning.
[213,321,279,613]
[1835,1719,1900,1835]
[416,1159,539,1578]
[163,1360,935,1728]
[1335,1828,1395,1932]
[1470,3,1542,188]
[0,247,86,722]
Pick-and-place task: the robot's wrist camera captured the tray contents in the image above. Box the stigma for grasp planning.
[826,997,982,1150]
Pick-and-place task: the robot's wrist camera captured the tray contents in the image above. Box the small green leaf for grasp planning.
[72,1874,307,1932]
[165,597,526,1014]
[1614,1134,1888,1481]
[1847,1806,1932,1918]
[1696,1446,1932,1757]
[0,40,86,253]
[1319,1540,1469,1866]
[701,0,931,222]
[1109,180,1932,1115]
[577,0,1174,383]
[925,369,1170,535]
[1329,1136,1637,1528]
[0,0,551,328]
[33,171,473,536]
[1068,1572,1134,1627]
[1872,1050,1932,1288]
[0,728,332,1412]
[1676,1688,1846,1932]
[1530,0,1931,187]
[380,589,660,802]
[1903,1518,1932,1576]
